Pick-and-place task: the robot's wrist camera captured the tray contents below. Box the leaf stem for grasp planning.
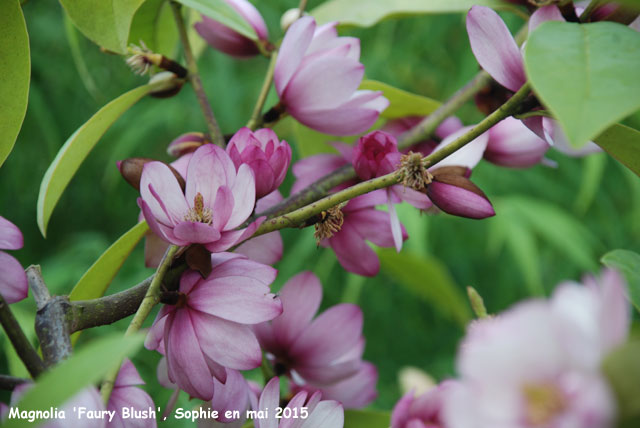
[170,2,225,147]
[247,51,278,131]
[100,245,179,404]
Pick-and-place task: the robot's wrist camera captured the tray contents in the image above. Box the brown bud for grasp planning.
[431,166,471,179]
[185,244,213,278]
[117,158,186,192]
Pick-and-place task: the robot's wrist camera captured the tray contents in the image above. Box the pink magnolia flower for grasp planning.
[391,382,453,428]
[227,128,292,199]
[109,359,157,428]
[274,16,388,135]
[145,253,282,400]
[194,0,269,58]
[235,190,284,266]
[0,216,28,304]
[255,272,378,407]
[442,269,629,428]
[484,117,550,168]
[252,377,344,428]
[138,144,261,252]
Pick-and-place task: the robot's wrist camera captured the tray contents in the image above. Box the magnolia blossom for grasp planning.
[484,117,550,168]
[167,132,207,158]
[108,359,157,428]
[145,253,282,400]
[382,116,464,157]
[274,16,388,135]
[252,377,344,428]
[255,272,378,407]
[443,269,629,428]
[196,368,252,428]
[138,144,261,252]
[0,216,28,304]
[227,127,292,199]
[391,382,453,428]
[194,0,269,58]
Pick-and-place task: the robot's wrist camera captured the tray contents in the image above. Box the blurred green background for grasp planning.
[2,0,640,421]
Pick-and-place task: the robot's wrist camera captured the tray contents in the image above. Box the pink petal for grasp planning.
[208,252,276,285]
[173,221,222,244]
[327,224,380,276]
[300,400,344,428]
[143,230,169,268]
[430,126,489,170]
[391,185,432,210]
[427,182,495,219]
[212,185,234,231]
[257,377,280,428]
[138,198,184,246]
[188,277,282,324]
[387,189,404,252]
[228,0,269,40]
[485,117,550,167]
[144,307,172,353]
[0,251,28,304]
[0,216,23,250]
[191,311,262,370]
[186,144,236,209]
[275,16,316,95]
[273,271,323,348]
[290,303,363,365]
[165,311,214,400]
[295,358,361,386]
[466,5,526,92]
[204,217,264,252]
[291,154,346,194]
[344,189,388,211]
[234,231,283,265]
[114,359,145,388]
[598,269,631,351]
[212,369,250,422]
[140,162,189,225]
[315,362,378,409]
[346,210,396,248]
[195,16,259,58]
[391,390,415,428]
[529,5,564,35]
[250,159,276,199]
[109,384,155,428]
[226,164,256,229]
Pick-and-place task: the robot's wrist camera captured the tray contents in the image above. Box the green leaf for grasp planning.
[573,153,608,213]
[378,248,471,327]
[69,222,148,301]
[524,21,640,148]
[59,0,146,54]
[291,120,343,157]
[360,80,441,119]
[601,249,640,313]
[344,409,391,428]
[128,0,179,57]
[311,0,505,27]
[602,339,640,426]
[174,0,257,40]
[593,123,640,177]
[0,0,30,167]
[5,333,145,428]
[37,84,158,237]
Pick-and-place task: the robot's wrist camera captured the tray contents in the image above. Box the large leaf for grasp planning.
[601,249,640,313]
[602,340,640,427]
[593,123,640,177]
[59,0,146,54]
[524,21,640,148]
[5,333,145,428]
[344,409,391,428]
[37,84,158,237]
[360,80,440,119]
[128,0,179,57]
[174,0,257,40]
[311,0,505,27]
[70,221,148,301]
[379,248,471,326]
[0,0,30,167]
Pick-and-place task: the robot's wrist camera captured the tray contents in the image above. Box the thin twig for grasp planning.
[0,294,46,378]
[247,51,278,130]
[170,2,225,147]
[0,374,29,390]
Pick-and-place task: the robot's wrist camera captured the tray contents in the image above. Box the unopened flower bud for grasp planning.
[167,132,208,158]
[117,158,185,191]
[484,117,549,168]
[353,131,402,180]
[426,173,495,219]
[149,71,184,98]
[280,8,306,31]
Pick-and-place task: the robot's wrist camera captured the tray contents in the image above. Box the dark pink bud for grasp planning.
[227,127,292,198]
[353,131,402,180]
[427,174,495,219]
[167,132,208,157]
[484,117,550,168]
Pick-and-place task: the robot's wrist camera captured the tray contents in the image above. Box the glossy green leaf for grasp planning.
[37,84,158,237]
[311,0,505,27]
[601,249,640,313]
[379,248,471,327]
[174,0,257,40]
[59,0,145,54]
[0,0,30,167]
[360,80,441,119]
[128,0,179,57]
[524,21,640,148]
[5,333,145,428]
[344,409,391,428]
[593,123,640,177]
[602,339,640,426]
[70,221,148,302]
[291,121,342,157]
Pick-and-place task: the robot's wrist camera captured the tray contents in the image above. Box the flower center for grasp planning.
[398,151,433,192]
[522,383,567,426]
[314,205,344,243]
[184,192,213,224]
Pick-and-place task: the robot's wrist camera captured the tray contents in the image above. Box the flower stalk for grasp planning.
[247,50,278,130]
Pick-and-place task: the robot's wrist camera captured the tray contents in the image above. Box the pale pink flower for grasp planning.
[227,128,292,199]
[108,359,157,428]
[255,271,378,408]
[138,144,261,252]
[0,216,28,304]
[274,16,388,136]
[252,377,344,428]
[442,269,629,428]
[194,0,269,58]
[145,253,282,400]
[391,382,454,428]
[484,117,550,168]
